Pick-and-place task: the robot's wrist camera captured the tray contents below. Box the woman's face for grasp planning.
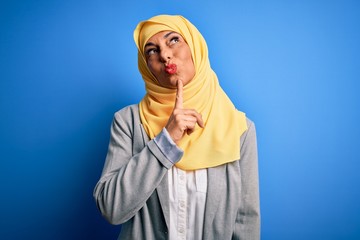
[144,31,195,89]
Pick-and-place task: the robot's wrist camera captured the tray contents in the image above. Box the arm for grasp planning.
[233,119,261,240]
[93,110,182,225]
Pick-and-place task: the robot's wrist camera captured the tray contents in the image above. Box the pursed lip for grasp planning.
[165,63,177,74]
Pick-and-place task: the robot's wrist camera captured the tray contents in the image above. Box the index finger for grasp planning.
[174,80,183,109]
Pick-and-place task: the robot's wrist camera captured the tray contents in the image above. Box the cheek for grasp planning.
[184,52,195,75]
[146,59,154,70]
[182,49,194,66]
[147,61,160,75]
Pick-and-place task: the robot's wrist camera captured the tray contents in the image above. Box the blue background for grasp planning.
[1,0,360,239]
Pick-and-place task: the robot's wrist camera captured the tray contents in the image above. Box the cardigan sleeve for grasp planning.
[93,108,183,225]
[233,119,261,240]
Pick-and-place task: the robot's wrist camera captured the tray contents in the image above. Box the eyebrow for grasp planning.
[144,42,156,49]
[144,31,178,49]
[163,31,177,39]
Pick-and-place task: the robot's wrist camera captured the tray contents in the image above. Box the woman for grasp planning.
[94,14,260,240]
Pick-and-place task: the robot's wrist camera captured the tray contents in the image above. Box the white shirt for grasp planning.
[154,128,208,239]
[167,166,208,240]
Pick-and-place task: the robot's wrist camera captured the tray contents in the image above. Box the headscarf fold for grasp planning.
[133,15,247,170]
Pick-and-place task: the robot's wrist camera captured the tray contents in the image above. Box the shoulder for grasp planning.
[111,104,141,134]
[245,117,255,131]
[240,116,257,147]
[114,104,140,122]
[237,109,256,138]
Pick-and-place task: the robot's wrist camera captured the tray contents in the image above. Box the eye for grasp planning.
[169,36,180,45]
[145,48,158,56]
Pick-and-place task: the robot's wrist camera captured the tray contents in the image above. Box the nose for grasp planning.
[159,47,172,62]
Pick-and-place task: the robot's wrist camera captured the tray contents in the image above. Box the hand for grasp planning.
[165,80,204,144]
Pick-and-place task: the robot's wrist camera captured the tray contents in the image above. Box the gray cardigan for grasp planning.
[93,104,260,240]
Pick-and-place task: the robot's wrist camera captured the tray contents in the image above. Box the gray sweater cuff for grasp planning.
[154,128,183,164]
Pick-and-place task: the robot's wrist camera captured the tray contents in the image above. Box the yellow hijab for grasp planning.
[133,15,247,170]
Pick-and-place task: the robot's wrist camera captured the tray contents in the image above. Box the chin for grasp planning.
[158,81,176,89]
[168,82,178,89]
[159,77,177,88]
